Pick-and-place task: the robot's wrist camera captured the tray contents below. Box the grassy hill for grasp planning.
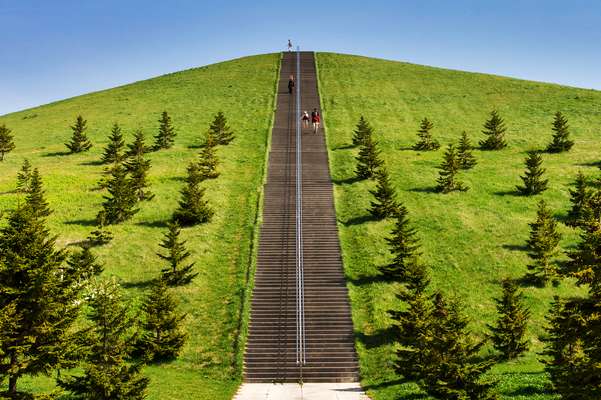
[316,52,601,399]
[0,53,279,399]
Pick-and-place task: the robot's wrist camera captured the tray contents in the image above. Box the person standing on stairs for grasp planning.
[287,39,293,52]
[311,108,321,134]
[288,75,295,94]
[301,111,310,130]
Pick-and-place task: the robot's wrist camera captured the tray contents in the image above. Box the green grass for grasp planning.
[0,53,280,399]
[316,52,601,399]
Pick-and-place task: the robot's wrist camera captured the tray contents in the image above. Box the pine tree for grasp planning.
[547,111,574,153]
[352,116,373,146]
[436,144,468,193]
[412,118,440,151]
[516,151,548,195]
[66,246,104,282]
[379,205,422,280]
[86,224,114,247]
[0,124,16,161]
[137,279,187,362]
[157,221,198,286]
[15,158,32,193]
[101,123,126,164]
[126,129,149,158]
[154,111,176,150]
[65,115,93,153]
[59,279,149,399]
[125,140,154,201]
[97,164,139,225]
[566,171,591,227]
[0,205,85,397]
[479,110,507,150]
[368,166,399,220]
[197,131,220,180]
[172,162,214,226]
[25,168,52,218]
[209,111,235,145]
[525,200,562,285]
[355,131,383,179]
[488,279,530,359]
[458,131,477,169]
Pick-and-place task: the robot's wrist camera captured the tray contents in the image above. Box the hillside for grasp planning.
[316,52,601,399]
[0,53,279,399]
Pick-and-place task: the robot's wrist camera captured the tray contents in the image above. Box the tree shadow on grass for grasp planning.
[493,189,521,197]
[503,385,554,398]
[42,151,71,157]
[332,143,356,150]
[508,274,552,289]
[187,143,205,150]
[122,279,156,290]
[136,220,169,229]
[502,243,528,252]
[575,160,600,168]
[64,218,97,227]
[356,326,397,349]
[332,176,363,185]
[341,214,377,226]
[349,271,393,286]
[407,186,439,194]
[80,159,104,166]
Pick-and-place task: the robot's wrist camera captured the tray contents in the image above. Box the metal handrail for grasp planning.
[295,48,306,366]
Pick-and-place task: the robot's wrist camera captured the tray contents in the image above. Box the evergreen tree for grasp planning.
[0,124,15,161]
[172,162,214,226]
[97,164,139,225]
[101,123,126,164]
[352,116,373,146]
[479,110,507,150]
[125,142,154,201]
[25,168,52,218]
[197,131,220,180]
[355,131,383,179]
[154,111,176,150]
[566,171,591,227]
[59,279,149,399]
[379,205,422,280]
[65,115,92,153]
[516,151,548,195]
[15,158,32,193]
[137,279,187,362]
[86,224,114,247]
[368,166,399,220]
[436,144,468,193]
[66,246,104,282]
[488,279,530,359]
[209,111,235,145]
[525,200,562,285]
[126,129,149,158]
[547,111,574,153]
[458,131,477,169]
[412,117,440,151]
[0,205,85,397]
[157,222,198,286]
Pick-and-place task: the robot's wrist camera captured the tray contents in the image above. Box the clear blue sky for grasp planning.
[1,0,600,115]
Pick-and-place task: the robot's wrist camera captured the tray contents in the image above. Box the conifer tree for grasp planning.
[352,116,373,146]
[355,131,383,179]
[547,111,574,153]
[566,171,590,227]
[157,222,198,286]
[368,166,399,220]
[516,151,548,195]
[379,205,422,280]
[101,123,126,164]
[488,279,530,359]
[86,224,114,247]
[0,124,15,161]
[137,278,187,362]
[65,115,92,153]
[25,168,52,218]
[412,118,440,151]
[458,131,477,169]
[97,164,139,225]
[436,144,468,193]
[172,162,214,226]
[125,141,154,201]
[197,131,220,180]
[479,110,507,150]
[209,111,235,145]
[126,129,149,158]
[16,158,32,193]
[0,205,85,397]
[154,111,176,150]
[59,279,149,399]
[526,200,562,285]
[66,246,104,282]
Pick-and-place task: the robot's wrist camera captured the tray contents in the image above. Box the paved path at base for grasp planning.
[233,383,371,400]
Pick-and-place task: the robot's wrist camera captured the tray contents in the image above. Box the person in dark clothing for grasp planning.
[288,77,295,94]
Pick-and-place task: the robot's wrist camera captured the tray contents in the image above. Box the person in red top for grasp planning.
[311,108,320,134]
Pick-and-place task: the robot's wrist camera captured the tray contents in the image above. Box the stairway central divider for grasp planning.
[295,48,306,368]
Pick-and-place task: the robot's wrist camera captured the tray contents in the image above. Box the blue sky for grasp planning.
[1,0,600,115]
